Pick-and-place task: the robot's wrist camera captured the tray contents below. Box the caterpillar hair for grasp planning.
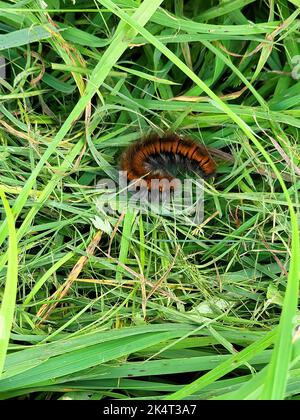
[120,134,216,190]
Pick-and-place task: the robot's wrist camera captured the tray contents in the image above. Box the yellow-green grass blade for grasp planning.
[0,190,18,376]
[0,25,59,51]
[116,210,136,281]
[165,329,276,399]
[0,325,195,392]
[260,225,300,399]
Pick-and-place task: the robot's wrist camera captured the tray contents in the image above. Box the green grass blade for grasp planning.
[0,25,59,51]
[0,190,18,376]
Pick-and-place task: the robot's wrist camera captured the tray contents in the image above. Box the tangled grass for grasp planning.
[0,0,300,400]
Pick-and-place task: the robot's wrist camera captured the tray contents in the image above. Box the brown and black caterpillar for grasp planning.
[120,133,216,190]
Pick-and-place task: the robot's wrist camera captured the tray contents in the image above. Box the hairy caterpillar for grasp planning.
[120,134,216,190]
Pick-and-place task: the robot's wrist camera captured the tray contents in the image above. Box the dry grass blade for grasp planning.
[36,230,103,324]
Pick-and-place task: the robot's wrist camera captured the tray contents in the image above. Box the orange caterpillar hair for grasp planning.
[120,134,216,189]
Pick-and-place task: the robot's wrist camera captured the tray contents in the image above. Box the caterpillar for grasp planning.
[120,134,216,190]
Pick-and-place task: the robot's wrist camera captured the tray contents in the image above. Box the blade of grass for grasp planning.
[0,190,18,376]
[0,25,60,51]
[0,330,190,392]
[116,210,136,281]
[197,0,256,21]
[165,328,276,399]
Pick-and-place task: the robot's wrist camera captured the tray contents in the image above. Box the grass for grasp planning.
[0,0,300,400]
